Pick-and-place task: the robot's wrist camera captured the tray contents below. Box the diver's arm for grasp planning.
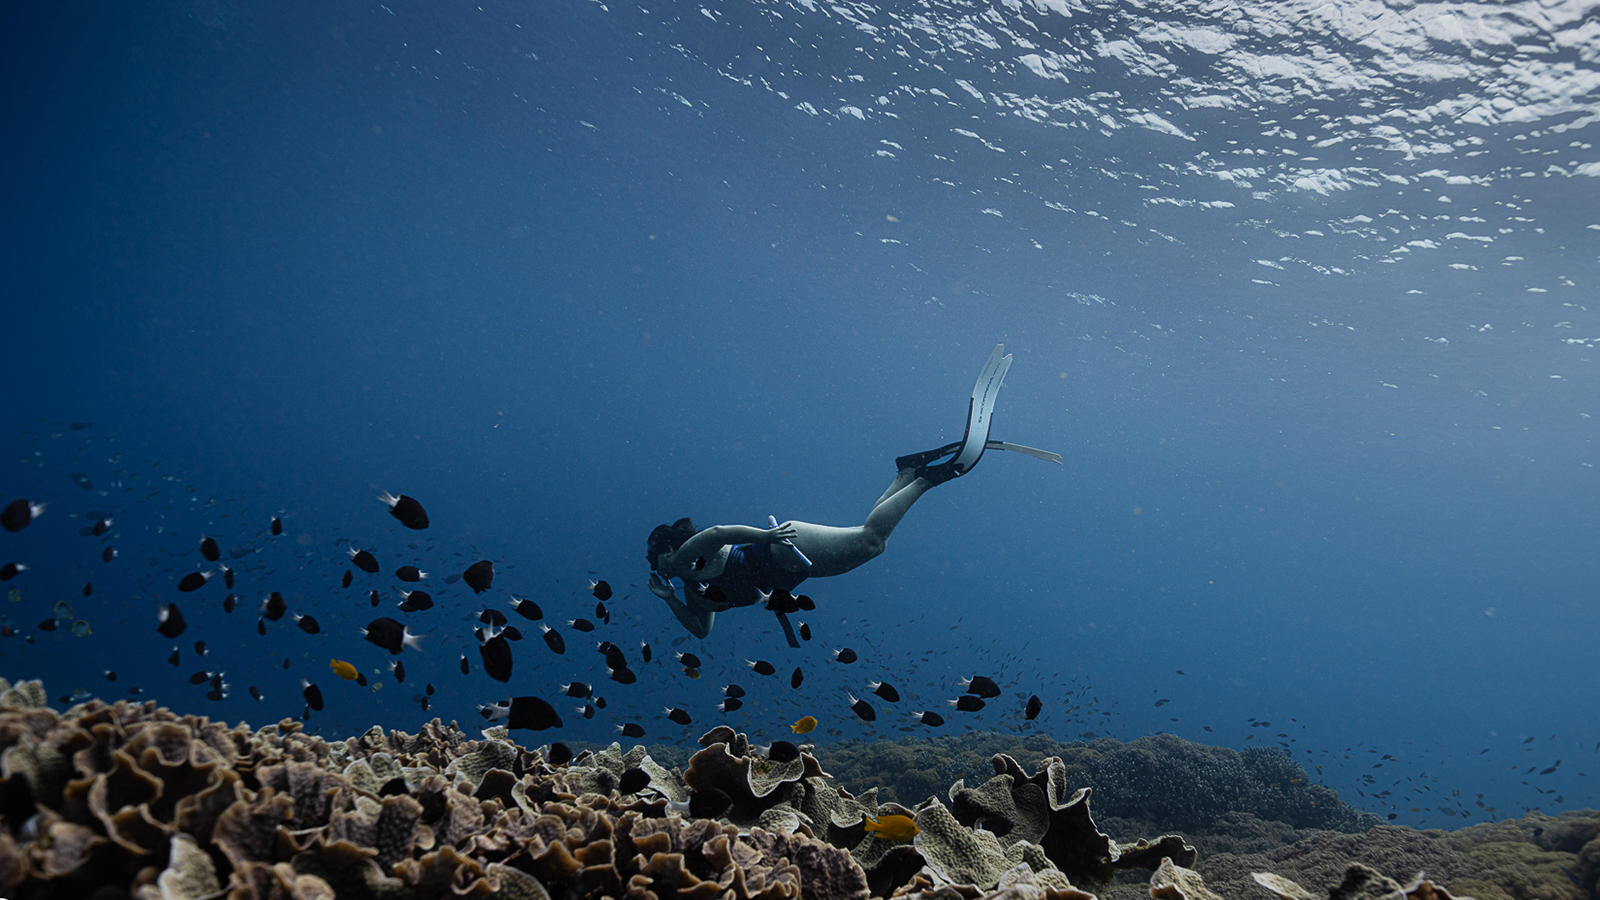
[651,574,714,639]
[675,524,794,562]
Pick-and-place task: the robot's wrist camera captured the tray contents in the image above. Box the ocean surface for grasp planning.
[2,0,1597,832]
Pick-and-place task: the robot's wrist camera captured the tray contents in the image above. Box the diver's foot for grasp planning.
[895,441,961,471]
[913,461,963,486]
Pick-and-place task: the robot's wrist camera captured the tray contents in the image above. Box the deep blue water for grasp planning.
[3,0,1597,831]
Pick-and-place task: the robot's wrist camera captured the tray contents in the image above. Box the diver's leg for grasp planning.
[871,467,919,510]
[782,476,935,577]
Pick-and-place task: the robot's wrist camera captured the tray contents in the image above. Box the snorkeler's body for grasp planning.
[647,344,1059,639]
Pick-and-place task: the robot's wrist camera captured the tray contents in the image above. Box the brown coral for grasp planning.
[0,677,1551,900]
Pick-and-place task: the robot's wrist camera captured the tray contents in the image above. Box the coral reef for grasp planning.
[814,733,1380,843]
[1,678,1592,900]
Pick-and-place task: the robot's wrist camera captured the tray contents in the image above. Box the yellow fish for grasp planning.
[862,814,919,843]
[329,659,359,681]
[791,715,818,735]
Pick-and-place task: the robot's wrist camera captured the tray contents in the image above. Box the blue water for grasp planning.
[3,0,1597,831]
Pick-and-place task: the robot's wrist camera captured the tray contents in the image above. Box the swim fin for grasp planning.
[914,344,1011,485]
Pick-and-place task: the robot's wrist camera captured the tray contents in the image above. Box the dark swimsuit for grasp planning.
[699,543,809,607]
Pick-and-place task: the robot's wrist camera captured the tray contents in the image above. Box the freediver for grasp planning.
[646,344,1059,641]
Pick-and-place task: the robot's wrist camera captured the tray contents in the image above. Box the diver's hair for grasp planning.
[647,517,697,570]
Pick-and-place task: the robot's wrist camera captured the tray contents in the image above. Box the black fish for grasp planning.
[282,658,289,671]
[301,681,324,712]
[590,579,612,601]
[397,590,433,612]
[601,642,627,670]
[609,666,637,685]
[833,648,857,664]
[82,582,92,597]
[849,694,877,721]
[724,684,745,698]
[200,537,220,562]
[796,594,815,611]
[261,592,287,621]
[478,608,508,627]
[92,517,111,536]
[798,622,811,642]
[355,672,367,687]
[294,614,321,635]
[619,768,651,794]
[193,640,207,657]
[594,696,607,709]
[166,647,179,665]
[157,602,187,638]
[104,670,116,682]
[249,686,263,701]
[676,651,702,669]
[578,704,595,719]
[950,696,986,712]
[563,682,592,698]
[362,617,421,654]
[870,680,900,703]
[665,707,692,726]
[748,660,776,676]
[962,676,1001,698]
[2,499,44,532]
[460,655,470,675]
[1025,695,1043,720]
[547,743,573,765]
[640,641,652,662]
[463,560,494,594]
[792,667,804,689]
[256,618,267,636]
[689,788,731,819]
[568,618,595,632]
[223,593,239,614]
[541,624,565,654]
[205,688,225,702]
[0,563,27,582]
[270,516,282,535]
[396,565,425,582]
[917,711,945,727]
[348,548,380,574]
[341,570,353,589]
[595,600,609,620]
[35,618,56,633]
[480,633,514,683]
[369,590,381,608]
[501,625,523,641]
[188,670,212,685]
[767,741,800,763]
[392,660,406,683]
[719,697,743,712]
[222,566,234,589]
[764,588,800,614]
[379,491,429,529]
[618,723,645,739]
[425,682,435,695]
[177,571,210,593]
[101,547,116,563]
[509,596,543,620]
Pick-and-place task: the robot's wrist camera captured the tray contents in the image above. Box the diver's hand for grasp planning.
[763,523,798,544]
[648,573,677,601]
